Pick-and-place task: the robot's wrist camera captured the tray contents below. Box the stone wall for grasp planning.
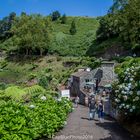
[101,63,114,82]
[70,76,80,97]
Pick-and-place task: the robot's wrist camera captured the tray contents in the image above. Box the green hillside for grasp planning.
[49,16,99,56]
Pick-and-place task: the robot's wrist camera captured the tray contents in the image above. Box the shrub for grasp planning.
[113,62,140,117]
[28,73,37,80]
[4,86,27,101]
[0,96,72,139]
[0,60,8,69]
[29,63,38,70]
[0,82,7,90]
[24,85,45,95]
[44,68,53,73]
[38,74,52,89]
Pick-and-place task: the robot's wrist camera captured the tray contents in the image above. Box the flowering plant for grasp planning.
[113,63,140,116]
[0,95,72,139]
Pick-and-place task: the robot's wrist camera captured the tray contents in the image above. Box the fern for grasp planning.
[4,86,26,100]
[24,85,45,95]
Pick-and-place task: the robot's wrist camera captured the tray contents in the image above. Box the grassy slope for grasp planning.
[49,16,99,56]
[0,16,100,87]
[50,16,131,58]
[0,56,82,87]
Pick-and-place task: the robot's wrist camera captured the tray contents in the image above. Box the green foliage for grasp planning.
[96,13,121,42]
[0,85,47,102]
[4,86,27,100]
[49,32,68,56]
[24,85,45,95]
[61,14,67,24]
[0,96,72,139]
[51,11,61,21]
[29,63,38,70]
[10,14,50,55]
[69,20,77,35]
[38,71,52,89]
[28,73,37,80]
[87,37,122,56]
[1,15,99,56]
[0,82,7,90]
[112,58,140,118]
[0,12,16,40]
[0,60,8,69]
[108,0,128,14]
[115,57,140,75]
[48,17,99,56]
[81,56,101,69]
[96,0,140,52]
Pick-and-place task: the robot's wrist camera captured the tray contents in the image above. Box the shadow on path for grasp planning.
[81,117,89,120]
[95,120,139,140]
[52,105,140,140]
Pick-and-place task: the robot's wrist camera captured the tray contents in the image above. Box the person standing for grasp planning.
[75,96,79,108]
[98,100,104,123]
[88,97,96,120]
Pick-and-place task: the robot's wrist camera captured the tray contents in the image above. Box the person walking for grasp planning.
[88,97,96,120]
[98,100,104,123]
[75,96,79,108]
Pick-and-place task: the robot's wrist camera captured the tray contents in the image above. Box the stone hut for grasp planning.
[69,68,100,104]
[69,61,115,105]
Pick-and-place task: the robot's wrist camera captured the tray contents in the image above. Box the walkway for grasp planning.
[53,105,139,140]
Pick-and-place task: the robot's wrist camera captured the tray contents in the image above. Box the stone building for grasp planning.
[69,61,115,105]
[69,68,102,104]
[98,61,115,87]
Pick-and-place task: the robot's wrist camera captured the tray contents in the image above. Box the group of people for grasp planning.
[88,96,104,122]
[74,95,104,123]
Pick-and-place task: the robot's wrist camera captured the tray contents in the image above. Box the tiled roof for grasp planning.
[71,71,90,77]
[99,80,113,87]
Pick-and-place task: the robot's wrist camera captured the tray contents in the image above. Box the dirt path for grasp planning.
[53,105,139,140]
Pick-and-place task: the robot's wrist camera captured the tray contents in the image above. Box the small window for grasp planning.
[85,79,89,82]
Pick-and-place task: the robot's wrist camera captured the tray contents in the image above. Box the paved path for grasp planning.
[53,105,139,140]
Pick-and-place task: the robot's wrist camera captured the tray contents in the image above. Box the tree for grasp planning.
[51,11,61,21]
[0,12,16,40]
[61,14,67,24]
[11,14,50,55]
[69,20,77,35]
[108,0,128,14]
[96,14,119,42]
[119,0,140,49]
[96,0,140,51]
[21,12,27,16]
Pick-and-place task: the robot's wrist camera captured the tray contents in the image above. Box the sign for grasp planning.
[61,90,70,98]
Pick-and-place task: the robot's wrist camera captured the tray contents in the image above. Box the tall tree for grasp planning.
[0,12,16,40]
[11,14,50,55]
[108,0,128,14]
[69,20,77,35]
[61,14,67,24]
[51,11,61,21]
[21,12,27,16]
[96,0,140,50]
